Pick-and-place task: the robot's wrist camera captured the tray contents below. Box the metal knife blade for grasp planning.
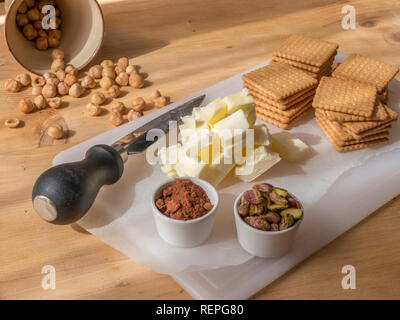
[111,94,206,156]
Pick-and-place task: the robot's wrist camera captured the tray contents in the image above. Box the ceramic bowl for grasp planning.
[151,178,219,248]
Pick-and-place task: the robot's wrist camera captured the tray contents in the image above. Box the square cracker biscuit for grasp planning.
[272,55,335,73]
[273,34,338,67]
[256,102,312,123]
[332,54,399,93]
[313,77,376,117]
[242,62,318,101]
[256,107,313,129]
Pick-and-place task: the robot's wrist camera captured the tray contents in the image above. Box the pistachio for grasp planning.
[269,190,288,206]
[253,183,273,195]
[249,203,265,216]
[279,213,295,231]
[242,189,263,205]
[237,203,250,217]
[245,216,271,231]
[264,211,281,224]
[270,223,279,231]
[288,197,300,209]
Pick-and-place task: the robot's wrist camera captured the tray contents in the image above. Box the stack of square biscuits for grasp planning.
[313,77,398,152]
[332,54,399,103]
[242,62,318,129]
[272,34,338,79]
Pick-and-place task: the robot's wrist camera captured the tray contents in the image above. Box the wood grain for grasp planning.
[1,0,400,300]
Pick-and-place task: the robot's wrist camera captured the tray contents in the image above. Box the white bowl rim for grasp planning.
[151,177,219,224]
[234,190,304,236]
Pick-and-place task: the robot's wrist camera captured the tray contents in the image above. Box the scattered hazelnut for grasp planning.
[42,83,57,98]
[23,24,37,40]
[48,35,60,48]
[69,83,85,98]
[101,60,114,68]
[52,48,64,60]
[86,103,102,116]
[27,7,40,21]
[117,57,129,70]
[127,110,142,122]
[129,73,144,88]
[110,101,127,114]
[108,84,121,98]
[51,58,65,72]
[46,77,60,86]
[149,89,161,102]
[33,95,47,109]
[43,72,57,81]
[154,96,170,109]
[33,20,42,30]
[115,65,125,76]
[81,75,96,89]
[57,82,69,96]
[4,118,21,129]
[126,65,136,75]
[5,79,22,93]
[102,66,116,80]
[37,30,47,38]
[48,29,62,41]
[132,97,146,112]
[47,125,64,139]
[25,0,35,8]
[109,112,124,126]
[18,1,28,14]
[64,74,78,87]
[65,65,78,77]
[99,77,114,90]
[55,17,62,29]
[16,14,29,27]
[89,65,103,79]
[48,97,62,109]
[115,72,129,86]
[90,92,106,105]
[35,36,48,50]
[56,70,66,81]
[18,99,35,113]
[32,85,42,96]
[32,76,45,87]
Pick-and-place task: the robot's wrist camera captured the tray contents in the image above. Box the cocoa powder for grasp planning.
[155,179,213,221]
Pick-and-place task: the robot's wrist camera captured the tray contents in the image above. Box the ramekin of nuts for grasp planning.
[151,178,219,248]
[4,0,104,74]
[234,183,304,258]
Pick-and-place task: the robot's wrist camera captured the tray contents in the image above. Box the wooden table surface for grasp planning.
[1,0,400,300]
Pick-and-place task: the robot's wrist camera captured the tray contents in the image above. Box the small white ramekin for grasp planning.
[151,178,219,248]
[234,192,304,258]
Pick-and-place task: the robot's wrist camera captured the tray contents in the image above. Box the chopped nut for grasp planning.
[102,66,116,80]
[110,101,126,115]
[108,84,121,98]
[64,74,78,86]
[99,76,114,90]
[81,75,96,89]
[86,103,102,116]
[33,95,47,109]
[57,82,69,96]
[32,85,42,96]
[89,65,103,79]
[69,83,85,98]
[42,84,57,98]
[101,60,114,68]
[117,57,129,70]
[32,76,45,87]
[5,79,22,93]
[18,99,35,114]
[35,36,48,50]
[48,97,62,109]
[52,48,65,60]
[23,24,37,41]
[127,110,142,121]
[4,118,20,129]
[90,92,106,105]
[47,125,64,139]
[129,73,144,88]
[109,112,124,126]
[115,72,129,86]
[154,96,170,109]
[131,97,146,112]
[51,58,65,72]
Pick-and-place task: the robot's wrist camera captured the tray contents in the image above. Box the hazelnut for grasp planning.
[57,82,69,96]
[16,14,29,27]
[89,65,103,79]
[18,99,35,114]
[52,49,64,60]
[43,72,56,81]
[127,110,142,122]
[33,95,47,109]
[42,83,57,98]
[48,97,62,109]
[32,86,43,96]
[4,118,21,129]
[25,0,35,8]
[47,125,64,140]
[90,92,106,105]
[56,70,66,81]
[23,24,37,40]
[55,17,62,29]
[65,65,78,77]
[81,75,96,89]
[108,85,121,98]
[101,60,114,68]
[110,101,126,114]
[27,7,40,21]
[149,89,161,102]
[109,112,124,127]
[126,65,136,75]
[18,1,28,14]
[35,36,48,50]
[154,96,170,109]
[131,97,146,112]
[38,1,56,11]
[48,35,60,48]
[51,59,65,72]
[64,74,78,87]
[37,30,47,38]
[129,73,144,88]
[102,66,116,80]
[33,20,42,30]
[46,77,60,86]
[115,72,129,86]
[48,29,62,41]
[32,76,45,87]
[99,77,114,90]
[117,57,129,70]
[5,79,22,93]
[115,65,125,75]
[69,83,85,98]
[86,103,102,116]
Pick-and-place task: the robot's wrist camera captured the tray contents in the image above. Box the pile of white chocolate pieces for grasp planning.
[158,89,309,186]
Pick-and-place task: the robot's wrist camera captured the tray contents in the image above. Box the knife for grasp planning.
[32,95,206,225]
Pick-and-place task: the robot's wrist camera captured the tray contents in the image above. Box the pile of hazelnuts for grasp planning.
[16,0,62,51]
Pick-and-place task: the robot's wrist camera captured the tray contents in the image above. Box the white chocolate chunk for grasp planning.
[200,98,228,126]
[253,124,270,146]
[223,88,254,113]
[270,132,309,162]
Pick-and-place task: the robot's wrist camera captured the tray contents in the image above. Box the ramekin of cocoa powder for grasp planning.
[151,178,219,248]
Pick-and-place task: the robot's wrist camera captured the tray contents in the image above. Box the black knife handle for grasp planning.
[32,145,124,225]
